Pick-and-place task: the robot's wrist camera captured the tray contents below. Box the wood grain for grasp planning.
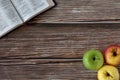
[0,24,120,59]
[29,0,120,23]
[1,23,120,79]
[0,61,97,80]
[0,60,120,80]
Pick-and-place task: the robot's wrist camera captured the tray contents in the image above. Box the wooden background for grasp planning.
[1,0,120,80]
[31,0,120,23]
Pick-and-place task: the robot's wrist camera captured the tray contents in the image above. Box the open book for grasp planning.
[0,0,55,38]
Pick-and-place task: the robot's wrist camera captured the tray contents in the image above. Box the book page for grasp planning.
[0,0,23,37]
[11,0,55,22]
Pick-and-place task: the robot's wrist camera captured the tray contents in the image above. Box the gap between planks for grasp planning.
[0,59,82,66]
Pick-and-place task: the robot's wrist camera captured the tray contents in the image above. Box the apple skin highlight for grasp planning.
[105,45,120,66]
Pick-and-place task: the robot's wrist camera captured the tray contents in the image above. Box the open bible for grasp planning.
[0,0,55,38]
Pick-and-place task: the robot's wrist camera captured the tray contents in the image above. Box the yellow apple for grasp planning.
[98,65,119,80]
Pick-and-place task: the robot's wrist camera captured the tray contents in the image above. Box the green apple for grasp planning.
[83,49,104,70]
[98,65,119,80]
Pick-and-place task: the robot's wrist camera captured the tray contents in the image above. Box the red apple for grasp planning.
[105,45,120,66]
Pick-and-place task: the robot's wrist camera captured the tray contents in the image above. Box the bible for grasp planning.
[0,0,55,38]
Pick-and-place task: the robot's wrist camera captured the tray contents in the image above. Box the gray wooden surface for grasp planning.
[1,24,120,80]
[30,0,120,23]
[1,0,120,80]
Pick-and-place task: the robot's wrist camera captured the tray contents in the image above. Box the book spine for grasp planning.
[9,0,24,23]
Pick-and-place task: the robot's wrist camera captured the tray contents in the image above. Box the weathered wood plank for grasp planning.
[30,0,120,23]
[0,62,98,80]
[0,24,120,59]
[0,61,120,80]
